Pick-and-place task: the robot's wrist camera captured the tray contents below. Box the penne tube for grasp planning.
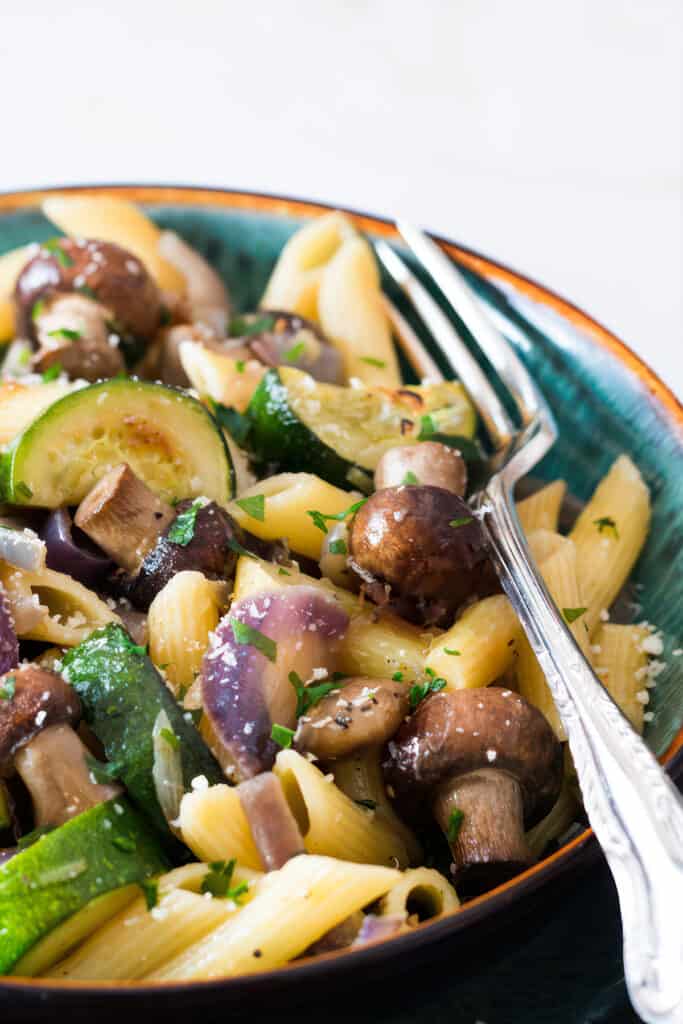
[148,571,228,693]
[426,595,523,690]
[516,480,566,534]
[149,854,400,980]
[274,750,411,868]
[379,867,459,921]
[592,623,650,733]
[177,785,263,870]
[179,341,266,412]
[569,455,650,635]
[0,245,37,342]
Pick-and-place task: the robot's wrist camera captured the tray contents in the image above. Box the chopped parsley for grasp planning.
[277,567,292,576]
[271,723,295,748]
[41,362,63,383]
[359,356,386,368]
[418,414,436,440]
[307,499,367,535]
[47,327,81,341]
[235,359,246,373]
[443,648,461,656]
[409,674,447,709]
[17,825,55,850]
[139,879,159,910]
[447,808,464,843]
[31,298,46,321]
[201,859,249,901]
[85,755,122,782]
[594,516,619,539]
[43,238,74,267]
[211,401,251,445]
[230,619,277,662]
[160,727,180,751]
[167,498,206,546]
[289,670,337,717]
[0,675,16,701]
[227,536,257,560]
[229,314,275,338]
[401,471,419,485]
[18,346,31,366]
[15,481,33,501]
[391,671,404,681]
[563,607,587,624]
[284,339,306,362]
[328,538,347,556]
[111,835,136,853]
[236,494,266,522]
[355,799,377,810]
[449,517,473,529]
[119,633,148,657]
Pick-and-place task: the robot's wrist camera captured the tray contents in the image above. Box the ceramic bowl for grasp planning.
[0,185,680,1022]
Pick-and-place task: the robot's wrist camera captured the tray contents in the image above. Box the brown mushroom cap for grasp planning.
[0,665,81,765]
[374,442,467,496]
[348,485,490,624]
[383,687,562,826]
[14,238,161,343]
[295,676,410,761]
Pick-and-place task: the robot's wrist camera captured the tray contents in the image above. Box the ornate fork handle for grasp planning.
[480,473,683,1024]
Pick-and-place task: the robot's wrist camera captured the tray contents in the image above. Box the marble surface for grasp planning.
[0,0,680,397]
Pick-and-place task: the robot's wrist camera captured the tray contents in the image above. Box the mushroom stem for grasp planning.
[14,723,121,828]
[332,749,422,864]
[74,464,174,573]
[433,768,532,891]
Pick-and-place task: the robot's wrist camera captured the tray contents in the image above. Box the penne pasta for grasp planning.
[516,480,566,534]
[177,785,263,871]
[148,571,228,694]
[228,473,364,561]
[570,455,650,635]
[379,867,459,921]
[592,623,650,733]
[0,245,36,342]
[148,854,400,980]
[426,595,523,690]
[179,340,265,413]
[0,561,119,646]
[274,750,412,868]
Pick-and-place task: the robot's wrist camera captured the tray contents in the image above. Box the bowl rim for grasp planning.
[0,182,680,998]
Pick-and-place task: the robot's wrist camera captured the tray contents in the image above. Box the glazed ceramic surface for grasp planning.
[0,186,680,1024]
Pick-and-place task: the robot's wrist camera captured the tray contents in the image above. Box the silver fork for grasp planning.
[376,223,683,1024]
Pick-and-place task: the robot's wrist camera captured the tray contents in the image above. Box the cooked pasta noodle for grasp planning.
[516,480,566,534]
[379,867,459,921]
[592,623,650,733]
[426,594,522,690]
[177,784,263,870]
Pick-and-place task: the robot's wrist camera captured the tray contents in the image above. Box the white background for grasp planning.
[1,0,680,394]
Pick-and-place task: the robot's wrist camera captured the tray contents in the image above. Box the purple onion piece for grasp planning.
[0,582,19,676]
[351,913,406,947]
[201,586,349,782]
[237,771,304,870]
[42,508,113,588]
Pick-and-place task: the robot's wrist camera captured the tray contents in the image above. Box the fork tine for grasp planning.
[375,239,515,451]
[396,221,543,424]
[381,295,444,382]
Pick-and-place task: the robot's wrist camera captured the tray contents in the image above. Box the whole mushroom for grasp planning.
[383,687,563,894]
[14,237,162,378]
[348,485,492,626]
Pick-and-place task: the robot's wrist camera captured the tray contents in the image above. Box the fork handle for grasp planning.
[480,475,683,1024]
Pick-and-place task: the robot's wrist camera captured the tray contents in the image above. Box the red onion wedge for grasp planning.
[42,508,113,588]
[0,582,19,676]
[201,586,348,782]
[351,913,407,947]
[237,771,304,870]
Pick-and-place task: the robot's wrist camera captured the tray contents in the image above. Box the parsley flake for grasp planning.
[328,538,347,555]
[229,314,275,338]
[392,671,404,681]
[139,878,159,910]
[236,494,265,522]
[401,471,419,485]
[160,727,180,751]
[47,327,81,341]
[227,536,257,560]
[307,499,367,534]
[289,670,337,717]
[447,808,464,842]
[235,359,246,373]
[167,498,206,546]
[41,362,63,383]
[201,858,249,901]
[284,339,306,362]
[449,517,473,529]
[230,619,277,662]
[443,648,461,656]
[563,607,587,624]
[277,567,292,576]
[0,676,16,701]
[43,238,74,267]
[31,298,46,321]
[594,516,619,539]
[418,414,436,440]
[409,675,447,709]
[271,723,295,748]
[359,357,386,368]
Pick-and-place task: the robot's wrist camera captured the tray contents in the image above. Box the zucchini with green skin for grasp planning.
[0,377,234,508]
[246,367,476,489]
[62,624,223,836]
[0,797,167,974]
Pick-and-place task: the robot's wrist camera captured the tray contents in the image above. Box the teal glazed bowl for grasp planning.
[0,185,680,1024]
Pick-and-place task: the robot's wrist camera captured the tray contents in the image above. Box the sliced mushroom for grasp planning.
[348,485,492,626]
[374,442,467,496]
[200,587,349,781]
[233,311,344,384]
[237,771,304,870]
[74,464,175,573]
[30,293,124,381]
[0,664,81,765]
[383,688,563,893]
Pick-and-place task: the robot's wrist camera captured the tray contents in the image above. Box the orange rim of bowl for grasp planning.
[0,183,680,994]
